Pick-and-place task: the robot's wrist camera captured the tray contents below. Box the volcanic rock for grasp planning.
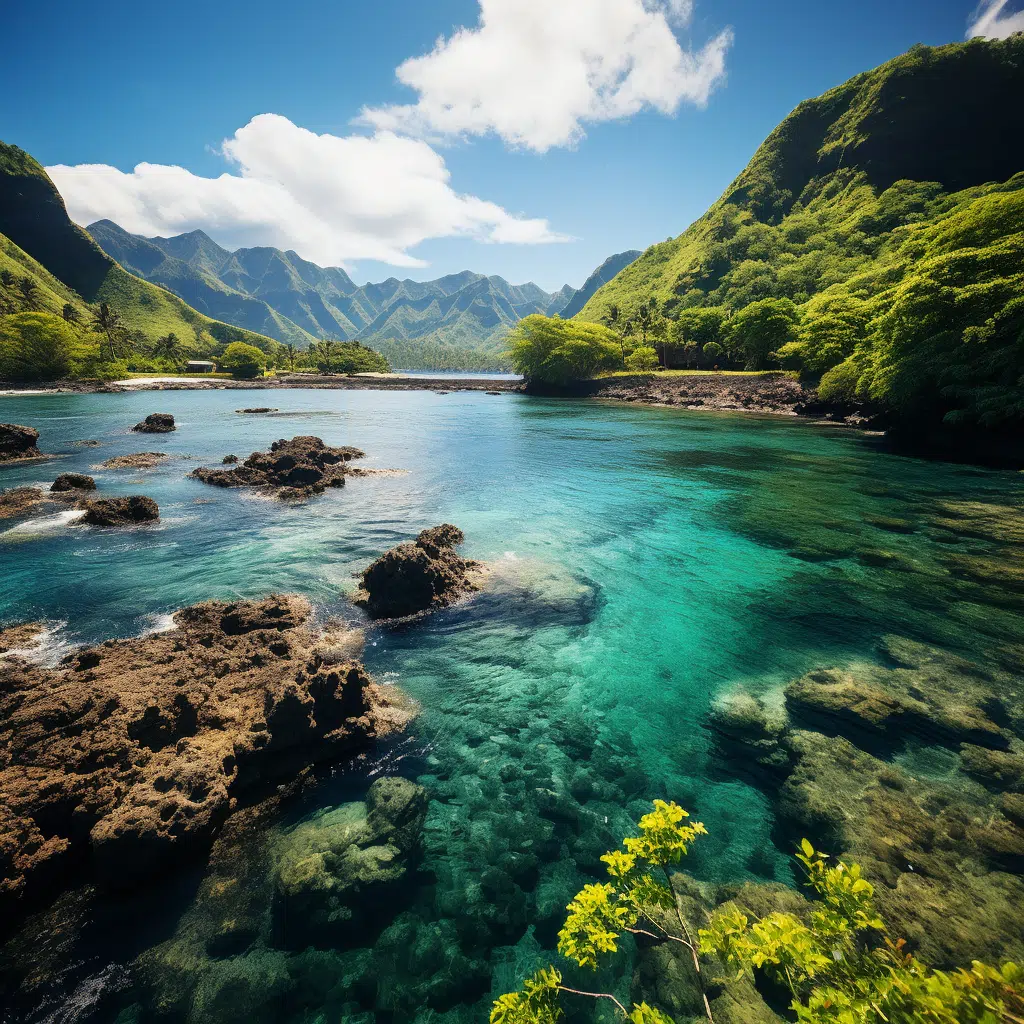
[0,424,42,462]
[80,496,160,526]
[50,473,96,492]
[0,595,413,918]
[132,413,176,433]
[190,436,366,499]
[99,452,168,470]
[354,524,482,619]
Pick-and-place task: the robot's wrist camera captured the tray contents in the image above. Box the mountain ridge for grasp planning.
[88,220,602,351]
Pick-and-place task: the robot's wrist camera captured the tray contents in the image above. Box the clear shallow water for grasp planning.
[0,390,1022,1023]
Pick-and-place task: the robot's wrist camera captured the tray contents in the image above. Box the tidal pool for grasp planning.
[0,389,1021,1023]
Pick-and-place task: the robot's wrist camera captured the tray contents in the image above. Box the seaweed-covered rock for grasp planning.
[99,452,169,470]
[0,424,42,462]
[132,413,176,433]
[0,595,413,917]
[708,690,791,778]
[960,745,1024,793]
[51,473,96,492]
[0,487,47,519]
[190,436,365,499]
[81,495,160,526]
[272,777,428,949]
[354,525,482,619]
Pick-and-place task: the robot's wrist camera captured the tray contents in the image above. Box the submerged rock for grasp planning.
[99,452,169,470]
[354,524,482,619]
[190,436,365,499]
[236,408,278,414]
[0,423,42,462]
[132,413,176,433]
[51,473,96,492]
[272,777,428,949]
[0,595,414,917]
[81,495,160,526]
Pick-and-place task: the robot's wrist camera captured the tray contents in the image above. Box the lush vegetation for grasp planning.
[506,315,622,384]
[370,335,511,372]
[494,803,1023,1024]
[0,312,76,381]
[577,38,1024,433]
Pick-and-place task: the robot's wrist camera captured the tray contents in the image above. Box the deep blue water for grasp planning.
[1,389,1021,1024]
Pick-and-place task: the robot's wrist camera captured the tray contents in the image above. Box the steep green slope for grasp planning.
[0,142,279,360]
[578,38,1024,433]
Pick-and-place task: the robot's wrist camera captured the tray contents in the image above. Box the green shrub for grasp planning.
[220,341,267,379]
[702,341,724,363]
[728,298,800,369]
[0,312,75,381]
[818,358,861,404]
[508,315,622,384]
[625,346,660,371]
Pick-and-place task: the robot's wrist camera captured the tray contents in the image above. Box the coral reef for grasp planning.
[132,413,176,433]
[354,524,483,619]
[0,595,414,922]
[0,423,42,462]
[190,436,365,499]
[81,495,160,526]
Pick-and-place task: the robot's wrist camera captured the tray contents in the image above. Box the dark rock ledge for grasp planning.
[0,595,415,928]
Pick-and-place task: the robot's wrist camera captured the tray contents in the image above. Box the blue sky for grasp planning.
[2,0,1013,290]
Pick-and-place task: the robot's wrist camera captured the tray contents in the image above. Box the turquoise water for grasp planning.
[1,389,1022,1023]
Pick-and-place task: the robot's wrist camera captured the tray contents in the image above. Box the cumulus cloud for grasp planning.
[360,0,733,151]
[967,0,1024,38]
[47,115,568,268]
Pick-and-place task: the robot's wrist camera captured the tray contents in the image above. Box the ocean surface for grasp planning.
[0,388,1021,1024]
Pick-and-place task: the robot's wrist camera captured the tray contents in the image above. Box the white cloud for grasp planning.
[360,0,733,152]
[47,114,568,268]
[967,0,1024,38]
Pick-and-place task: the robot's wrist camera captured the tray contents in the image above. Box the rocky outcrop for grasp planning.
[99,452,168,470]
[51,473,96,492]
[0,424,42,462]
[0,623,45,655]
[0,595,414,920]
[237,408,278,414]
[354,525,482,619]
[190,436,365,499]
[81,496,160,526]
[0,487,48,520]
[132,413,176,433]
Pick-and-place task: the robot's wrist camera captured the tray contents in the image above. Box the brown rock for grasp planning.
[960,745,1024,793]
[51,473,96,492]
[0,487,47,520]
[190,436,365,499]
[81,496,160,526]
[99,452,168,470]
[0,595,413,916]
[236,408,278,414]
[132,413,176,433]
[0,424,42,462]
[0,623,46,654]
[354,525,482,620]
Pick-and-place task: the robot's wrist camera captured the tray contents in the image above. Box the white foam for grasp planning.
[0,621,75,667]
[0,508,86,539]
[137,611,178,636]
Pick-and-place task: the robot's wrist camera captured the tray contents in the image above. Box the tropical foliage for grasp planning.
[0,312,76,381]
[493,806,1023,1024]
[507,315,622,384]
[219,341,268,378]
[577,37,1024,431]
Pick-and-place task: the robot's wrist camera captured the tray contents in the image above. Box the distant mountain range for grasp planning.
[87,220,641,351]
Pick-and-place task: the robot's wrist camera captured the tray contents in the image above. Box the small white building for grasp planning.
[186,360,216,373]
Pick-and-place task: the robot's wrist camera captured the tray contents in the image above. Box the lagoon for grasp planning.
[1,388,1021,1023]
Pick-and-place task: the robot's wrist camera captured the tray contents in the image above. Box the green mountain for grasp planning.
[88,221,585,351]
[0,143,279,359]
[558,250,641,319]
[578,38,1024,435]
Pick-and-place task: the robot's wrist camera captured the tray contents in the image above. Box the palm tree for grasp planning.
[284,343,296,371]
[154,332,182,364]
[62,303,81,324]
[91,302,125,360]
[320,338,336,374]
[18,277,38,309]
[634,301,654,348]
[603,304,625,366]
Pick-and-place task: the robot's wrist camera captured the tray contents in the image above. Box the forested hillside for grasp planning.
[0,142,280,374]
[578,38,1024,435]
